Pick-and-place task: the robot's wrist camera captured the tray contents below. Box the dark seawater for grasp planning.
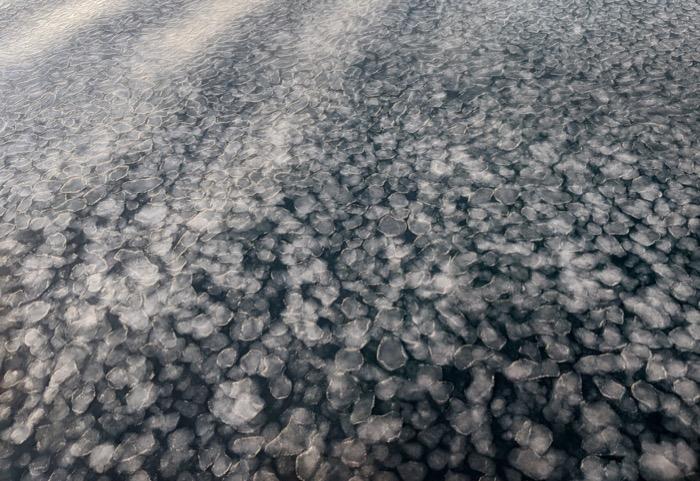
[0,0,699,480]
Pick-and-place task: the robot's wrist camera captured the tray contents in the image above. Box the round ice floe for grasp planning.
[210,380,265,428]
[378,215,407,236]
[122,177,162,195]
[357,413,403,443]
[377,335,407,371]
[89,443,115,474]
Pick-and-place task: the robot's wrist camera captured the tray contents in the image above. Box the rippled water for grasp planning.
[0,0,699,480]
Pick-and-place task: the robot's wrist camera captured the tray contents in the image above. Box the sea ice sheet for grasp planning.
[0,0,699,480]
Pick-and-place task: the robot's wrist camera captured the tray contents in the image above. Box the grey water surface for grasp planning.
[0,0,699,480]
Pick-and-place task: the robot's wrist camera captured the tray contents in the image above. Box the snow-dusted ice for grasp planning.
[0,0,699,480]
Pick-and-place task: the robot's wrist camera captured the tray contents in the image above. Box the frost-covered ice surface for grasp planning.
[0,0,699,480]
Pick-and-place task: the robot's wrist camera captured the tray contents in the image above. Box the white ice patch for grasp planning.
[129,0,268,77]
[0,0,132,65]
